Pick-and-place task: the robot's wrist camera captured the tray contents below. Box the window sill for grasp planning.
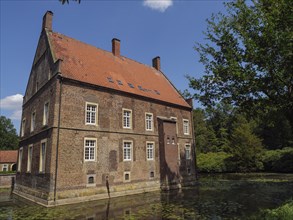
[85,123,98,126]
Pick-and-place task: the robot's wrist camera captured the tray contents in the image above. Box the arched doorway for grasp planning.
[11,163,17,171]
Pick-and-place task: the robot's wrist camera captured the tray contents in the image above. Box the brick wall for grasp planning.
[0,174,15,188]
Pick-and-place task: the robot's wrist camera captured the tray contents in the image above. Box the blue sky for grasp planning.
[0,0,226,133]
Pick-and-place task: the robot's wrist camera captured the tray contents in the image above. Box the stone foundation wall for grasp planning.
[0,174,15,188]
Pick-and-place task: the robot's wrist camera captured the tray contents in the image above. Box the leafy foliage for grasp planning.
[0,116,19,150]
[261,200,293,220]
[257,109,293,149]
[262,148,293,173]
[188,0,293,130]
[228,114,264,171]
[193,109,218,153]
[197,152,232,173]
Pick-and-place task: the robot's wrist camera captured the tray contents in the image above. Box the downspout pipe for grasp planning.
[54,73,63,204]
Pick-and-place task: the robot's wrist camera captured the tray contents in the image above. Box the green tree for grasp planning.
[205,102,234,152]
[229,114,264,171]
[188,0,293,131]
[193,109,218,153]
[0,116,19,150]
[257,109,293,149]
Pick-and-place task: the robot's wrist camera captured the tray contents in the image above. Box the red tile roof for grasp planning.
[48,32,191,109]
[0,150,18,163]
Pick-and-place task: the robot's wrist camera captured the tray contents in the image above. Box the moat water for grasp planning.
[1,173,292,219]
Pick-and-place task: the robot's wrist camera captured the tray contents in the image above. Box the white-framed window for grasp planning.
[84,138,96,161]
[185,144,191,160]
[145,113,153,131]
[85,102,98,125]
[183,119,190,135]
[146,142,154,160]
[18,147,23,172]
[39,139,47,173]
[43,102,49,126]
[123,141,132,161]
[124,171,131,182]
[123,109,132,129]
[27,145,33,172]
[31,111,36,132]
[2,164,8,172]
[21,118,26,137]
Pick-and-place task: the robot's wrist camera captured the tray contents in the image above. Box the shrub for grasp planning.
[262,200,293,220]
[197,152,232,173]
[262,148,293,173]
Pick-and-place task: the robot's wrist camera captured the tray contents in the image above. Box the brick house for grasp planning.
[0,150,18,172]
[14,11,196,206]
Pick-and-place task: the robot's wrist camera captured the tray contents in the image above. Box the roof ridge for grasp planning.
[50,31,163,74]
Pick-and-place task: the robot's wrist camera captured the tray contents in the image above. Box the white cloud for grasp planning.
[10,110,22,120]
[143,0,173,12]
[0,94,23,110]
[1,94,23,121]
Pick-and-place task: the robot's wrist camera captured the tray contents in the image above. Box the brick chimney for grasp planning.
[112,38,120,56]
[42,11,53,31]
[152,56,160,71]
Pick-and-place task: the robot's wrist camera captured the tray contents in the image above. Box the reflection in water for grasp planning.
[0,173,292,219]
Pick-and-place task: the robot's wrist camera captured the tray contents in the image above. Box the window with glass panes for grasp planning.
[84,139,96,161]
[43,102,49,125]
[21,118,26,137]
[2,164,8,172]
[183,119,189,135]
[123,141,132,161]
[27,145,33,172]
[86,104,97,125]
[39,140,46,173]
[123,109,132,128]
[185,145,191,160]
[146,142,154,160]
[31,112,36,132]
[18,148,23,172]
[145,113,153,131]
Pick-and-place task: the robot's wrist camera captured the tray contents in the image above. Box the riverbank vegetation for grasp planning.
[194,106,293,173]
[258,200,293,220]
